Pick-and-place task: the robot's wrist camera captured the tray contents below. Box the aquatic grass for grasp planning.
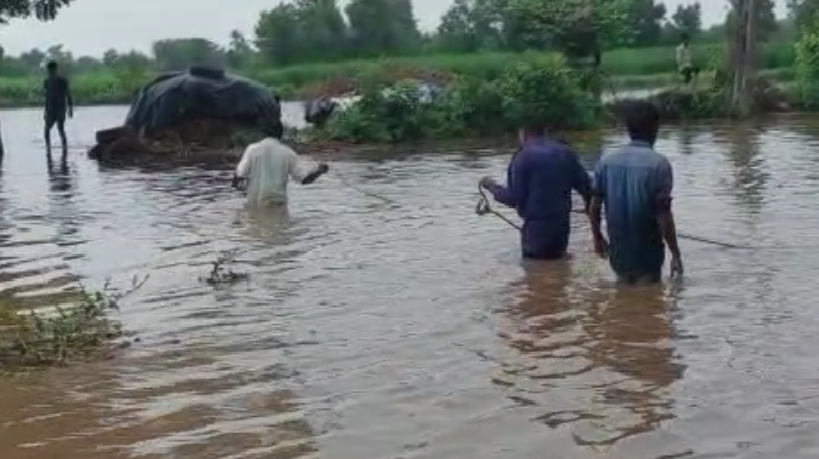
[0,275,147,371]
[0,42,797,106]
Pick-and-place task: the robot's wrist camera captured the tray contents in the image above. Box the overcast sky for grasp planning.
[0,0,788,56]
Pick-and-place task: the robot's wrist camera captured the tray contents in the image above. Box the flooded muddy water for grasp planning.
[2,105,819,458]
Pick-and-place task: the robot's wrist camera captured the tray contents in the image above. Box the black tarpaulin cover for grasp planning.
[124,67,282,133]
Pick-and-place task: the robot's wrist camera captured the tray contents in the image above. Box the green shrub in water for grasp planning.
[0,276,146,371]
[321,55,602,143]
[795,23,819,109]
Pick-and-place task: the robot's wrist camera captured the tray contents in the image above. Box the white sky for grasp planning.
[0,0,788,56]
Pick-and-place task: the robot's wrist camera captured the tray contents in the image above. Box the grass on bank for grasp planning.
[0,276,146,371]
[0,41,797,107]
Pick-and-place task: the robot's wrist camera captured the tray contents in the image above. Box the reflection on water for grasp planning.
[581,281,682,446]
[717,122,769,216]
[497,260,685,456]
[3,107,819,458]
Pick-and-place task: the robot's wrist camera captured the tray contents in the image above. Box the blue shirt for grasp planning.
[593,140,673,275]
[490,137,592,259]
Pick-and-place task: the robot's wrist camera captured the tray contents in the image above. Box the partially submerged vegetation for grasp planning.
[302,57,796,145]
[0,276,147,371]
[314,55,601,144]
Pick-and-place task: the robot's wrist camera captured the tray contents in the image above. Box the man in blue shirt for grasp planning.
[480,122,593,260]
[589,101,683,284]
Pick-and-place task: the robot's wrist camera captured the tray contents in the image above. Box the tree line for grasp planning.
[1,0,817,77]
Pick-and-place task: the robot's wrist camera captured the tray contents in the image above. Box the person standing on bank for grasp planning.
[589,100,683,284]
[43,60,73,157]
[233,123,329,207]
[676,33,698,86]
[479,122,594,260]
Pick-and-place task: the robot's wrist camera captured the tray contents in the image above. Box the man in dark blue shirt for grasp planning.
[480,122,593,260]
[43,60,73,157]
[589,101,683,284]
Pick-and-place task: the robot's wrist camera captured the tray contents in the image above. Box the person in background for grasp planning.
[43,60,73,157]
[676,33,698,85]
[232,123,329,207]
[479,122,594,260]
[589,100,683,284]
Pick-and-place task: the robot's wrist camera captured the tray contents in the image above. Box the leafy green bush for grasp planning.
[795,24,819,109]
[499,56,600,130]
[321,55,602,143]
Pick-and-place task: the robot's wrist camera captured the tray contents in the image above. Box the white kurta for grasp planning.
[235,138,311,207]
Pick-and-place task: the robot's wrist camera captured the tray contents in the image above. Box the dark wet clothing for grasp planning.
[44,75,71,126]
[489,137,593,259]
[593,140,673,280]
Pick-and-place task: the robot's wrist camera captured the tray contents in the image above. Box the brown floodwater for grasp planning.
[2,105,819,458]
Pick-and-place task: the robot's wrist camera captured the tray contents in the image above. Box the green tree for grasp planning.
[788,0,819,29]
[433,0,507,51]
[435,0,481,52]
[622,0,666,47]
[108,50,152,95]
[17,47,46,70]
[255,3,307,65]
[725,0,778,43]
[0,0,73,22]
[226,30,253,68]
[152,38,226,71]
[345,0,422,57]
[670,2,702,38]
[503,0,632,57]
[296,0,349,61]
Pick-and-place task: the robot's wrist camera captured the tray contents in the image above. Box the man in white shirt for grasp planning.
[233,125,329,207]
[676,33,698,85]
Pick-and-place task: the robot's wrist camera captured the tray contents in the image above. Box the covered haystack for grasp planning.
[89,67,283,163]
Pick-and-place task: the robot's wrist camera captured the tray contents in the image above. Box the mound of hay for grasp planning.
[88,67,285,164]
[88,118,266,164]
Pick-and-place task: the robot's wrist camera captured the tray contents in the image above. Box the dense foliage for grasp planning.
[795,12,819,108]
[0,0,73,22]
[319,56,601,143]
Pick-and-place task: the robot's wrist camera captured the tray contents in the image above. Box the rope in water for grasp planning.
[476,185,751,249]
[333,171,397,204]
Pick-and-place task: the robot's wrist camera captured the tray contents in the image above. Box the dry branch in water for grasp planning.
[200,250,249,287]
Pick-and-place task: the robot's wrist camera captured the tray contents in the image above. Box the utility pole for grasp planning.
[730,0,758,117]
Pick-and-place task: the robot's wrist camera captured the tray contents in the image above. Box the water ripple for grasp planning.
[1,108,819,458]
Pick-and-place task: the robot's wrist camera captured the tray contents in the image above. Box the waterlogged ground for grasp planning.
[2,106,819,458]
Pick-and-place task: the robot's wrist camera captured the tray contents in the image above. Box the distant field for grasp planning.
[0,41,796,107]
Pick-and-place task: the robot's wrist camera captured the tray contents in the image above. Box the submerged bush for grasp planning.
[0,276,145,370]
[320,55,603,143]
